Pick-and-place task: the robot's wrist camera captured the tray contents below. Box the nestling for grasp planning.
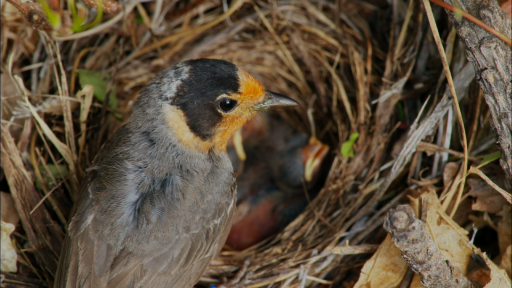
[226,116,329,250]
[54,59,298,287]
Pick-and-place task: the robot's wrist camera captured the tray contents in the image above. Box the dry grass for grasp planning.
[0,0,500,286]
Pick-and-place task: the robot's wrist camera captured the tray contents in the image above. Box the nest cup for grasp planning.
[1,0,422,286]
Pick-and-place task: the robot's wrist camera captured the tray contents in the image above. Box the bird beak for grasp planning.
[254,91,299,110]
[302,137,329,182]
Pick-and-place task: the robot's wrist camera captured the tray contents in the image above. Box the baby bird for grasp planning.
[226,117,329,250]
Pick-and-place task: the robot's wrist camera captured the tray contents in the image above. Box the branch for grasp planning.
[441,0,512,188]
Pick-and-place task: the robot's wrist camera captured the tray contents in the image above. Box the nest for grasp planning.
[1,0,497,286]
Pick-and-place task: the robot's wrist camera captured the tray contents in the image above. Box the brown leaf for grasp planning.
[467,268,491,287]
[497,206,511,277]
[479,249,511,287]
[0,192,20,226]
[471,192,508,214]
[443,162,460,186]
[353,235,410,288]
[468,166,511,204]
[467,165,509,213]
[355,186,473,287]
[499,245,511,278]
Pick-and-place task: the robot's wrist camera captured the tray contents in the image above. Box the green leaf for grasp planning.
[477,151,501,169]
[38,0,61,28]
[71,16,87,32]
[40,164,69,179]
[113,112,123,121]
[68,0,85,32]
[77,69,118,110]
[82,0,104,30]
[341,132,359,158]
[35,164,68,189]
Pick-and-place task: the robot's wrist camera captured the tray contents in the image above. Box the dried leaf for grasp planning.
[497,206,511,277]
[409,187,472,273]
[499,245,511,278]
[77,84,95,158]
[467,268,491,286]
[0,192,20,226]
[467,165,510,213]
[353,235,409,288]
[443,162,460,186]
[480,250,511,288]
[471,193,508,214]
[468,166,511,205]
[1,221,17,272]
[355,186,472,287]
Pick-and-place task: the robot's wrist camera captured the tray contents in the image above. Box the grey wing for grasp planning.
[54,126,130,286]
[131,182,238,287]
[54,171,115,288]
[54,183,192,287]
[129,180,238,287]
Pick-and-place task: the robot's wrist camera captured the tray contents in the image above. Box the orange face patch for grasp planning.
[163,105,213,153]
[238,70,265,103]
[211,69,266,152]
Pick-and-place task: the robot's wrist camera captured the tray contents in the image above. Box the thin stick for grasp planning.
[467,89,483,152]
[30,177,69,215]
[468,166,511,203]
[421,0,468,218]
[429,0,511,46]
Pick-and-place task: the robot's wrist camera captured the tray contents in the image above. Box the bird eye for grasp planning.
[218,98,238,113]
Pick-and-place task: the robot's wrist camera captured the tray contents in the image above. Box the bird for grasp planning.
[225,122,329,251]
[54,58,298,288]
[227,115,329,200]
[226,184,304,251]
[269,133,329,194]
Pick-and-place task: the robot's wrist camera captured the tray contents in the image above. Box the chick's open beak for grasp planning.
[254,91,299,109]
[303,137,329,182]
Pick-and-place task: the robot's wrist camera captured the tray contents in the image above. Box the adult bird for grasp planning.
[54,59,298,287]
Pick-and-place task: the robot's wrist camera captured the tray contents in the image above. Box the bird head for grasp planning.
[135,59,298,154]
